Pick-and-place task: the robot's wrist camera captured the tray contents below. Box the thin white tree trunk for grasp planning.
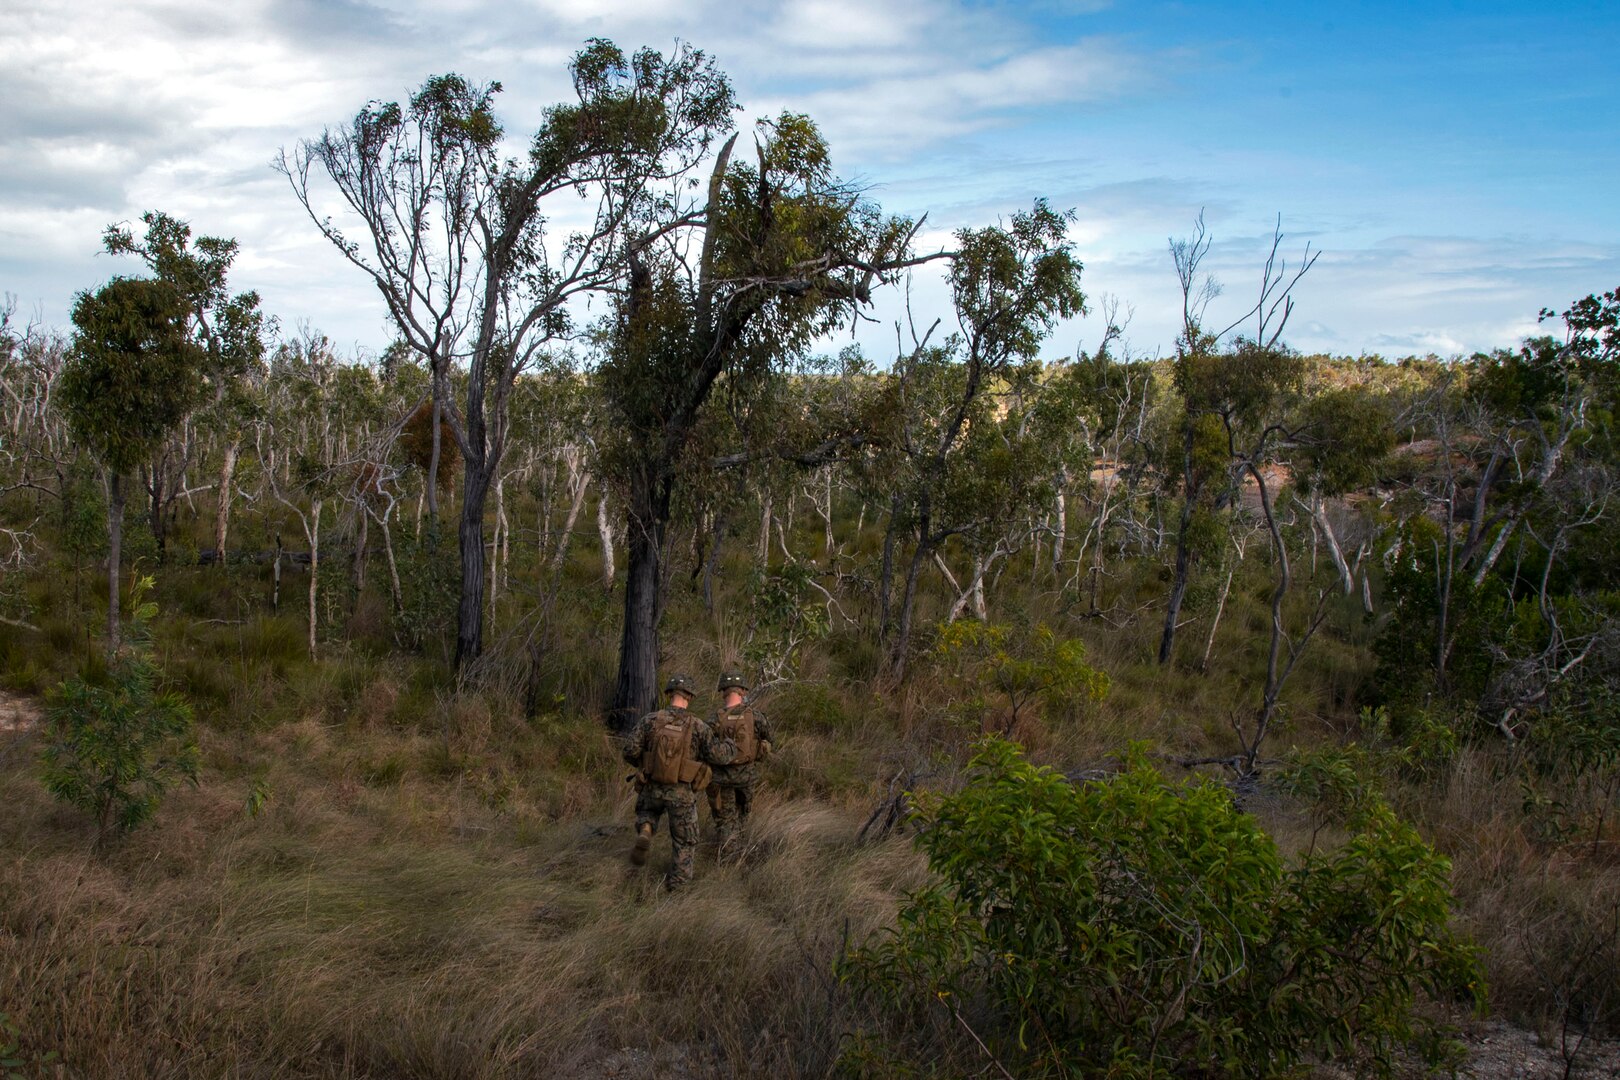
[307,499,322,661]
[353,502,368,595]
[596,483,615,588]
[489,476,504,627]
[550,466,589,574]
[1200,566,1234,674]
[823,468,835,563]
[375,509,403,614]
[1052,479,1067,574]
[1301,493,1354,595]
[758,496,772,567]
[212,438,238,566]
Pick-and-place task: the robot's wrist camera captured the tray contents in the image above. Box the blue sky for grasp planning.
[2,0,1616,360]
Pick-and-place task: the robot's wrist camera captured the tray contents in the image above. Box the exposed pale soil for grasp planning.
[0,688,40,733]
[1319,1019,1620,1079]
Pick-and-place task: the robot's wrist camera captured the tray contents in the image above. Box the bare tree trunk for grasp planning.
[352,501,368,596]
[823,467,835,564]
[1248,467,1289,768]
[1471,520,1517,589]
[596,484,616,589]
[1030,519,1043,587]
[702,512,722,616]
[146,457,167,551]
[892,537,931,680]
[1159,499,1196,664]
[758,495,772,567]
[878,495,900,639]
[610,474,669,733]
[213,438,239,567]
[105,472,124,656]
[454,462,491,670]
[1159,426,1199,665]
[376,509,403,614]
[1052,479,1067,575]
[949,553,991,622]
[550,466,589,574]
[1200,566,1233,674]
[273,533,282,612]
[307,500,322,661]
[489,474,505,627]
[1301,493,1354,595]
[426,395,442,521]
[1436,476,1457,688]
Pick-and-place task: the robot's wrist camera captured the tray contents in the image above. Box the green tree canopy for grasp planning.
[60,276,205,475]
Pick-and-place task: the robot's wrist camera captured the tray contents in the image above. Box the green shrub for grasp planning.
[38,577,199,840]
[842,739,1481,1078]
[932,621,1108,734]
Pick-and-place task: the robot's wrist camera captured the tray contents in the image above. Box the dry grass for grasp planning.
[3,512,1617,1076]
[1,701,927,1078]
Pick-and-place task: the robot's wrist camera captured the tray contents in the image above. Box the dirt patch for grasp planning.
[1451,1021,1620,1079]
[1315,1019,1620,1078]
[0,689,41,733]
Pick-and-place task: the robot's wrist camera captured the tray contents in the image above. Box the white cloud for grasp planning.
[0,0,1611,366]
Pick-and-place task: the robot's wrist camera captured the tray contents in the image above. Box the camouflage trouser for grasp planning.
[706,780,754,854]
[635,782,699,889]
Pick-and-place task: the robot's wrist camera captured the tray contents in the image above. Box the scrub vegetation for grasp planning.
[1,38,1618,1079]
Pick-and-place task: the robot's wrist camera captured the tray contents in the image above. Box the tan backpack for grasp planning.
[643,711,709,787]
[714,707,758,766]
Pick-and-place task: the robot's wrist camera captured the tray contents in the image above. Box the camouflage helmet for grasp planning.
[663,673,696,697]
[717,671,749,693]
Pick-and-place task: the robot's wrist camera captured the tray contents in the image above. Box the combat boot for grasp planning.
[629,822,653,866]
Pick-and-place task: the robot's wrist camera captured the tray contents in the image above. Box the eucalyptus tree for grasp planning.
[59,278,204,652]
[1292,385,1394,599]
[1376,288,1620,734]
[0,304,72,501]
[1157,216,1316,665]
[253,333,393,659]
[102,211,267,556]
[595,112,929,731]
[1458,290,1618,588]
[878,201,1085,677]
[282,40,737,669]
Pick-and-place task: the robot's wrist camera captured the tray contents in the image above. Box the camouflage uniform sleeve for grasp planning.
[621,714,651,766]
[697,717,737,766]
[752,708,774,747]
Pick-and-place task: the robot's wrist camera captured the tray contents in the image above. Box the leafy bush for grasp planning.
[842,739,1481,1078]
[38,577,199,839]
[393,523,458,659]
[933,621,1108,734]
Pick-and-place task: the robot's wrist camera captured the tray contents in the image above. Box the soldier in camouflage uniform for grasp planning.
[706,671,774,858]
[622,673,736,890]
